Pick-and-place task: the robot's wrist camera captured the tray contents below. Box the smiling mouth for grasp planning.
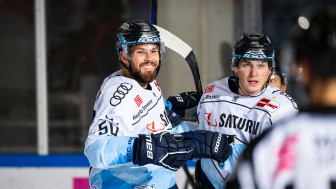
[141,63,156,71]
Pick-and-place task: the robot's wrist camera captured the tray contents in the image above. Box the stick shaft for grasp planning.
[154,25,203,94]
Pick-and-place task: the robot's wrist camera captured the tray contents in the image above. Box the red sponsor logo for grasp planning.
[154,81,161,91]
[256,98,270,107]
[205,85,214,93]
[134,95,143,107]
[256,98,279,110]
[267,102,279,109]
[146,121,166,132]
[205,112,218,127]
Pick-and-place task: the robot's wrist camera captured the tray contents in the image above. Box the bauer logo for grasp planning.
[256,98,279,112]
[145,134,153,159]
[205,85,214,93]
[214,133,222,153]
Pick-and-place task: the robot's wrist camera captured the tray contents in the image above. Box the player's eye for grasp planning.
[257,64,266,69]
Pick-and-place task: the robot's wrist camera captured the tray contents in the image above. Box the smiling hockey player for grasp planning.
[84,20,233,189]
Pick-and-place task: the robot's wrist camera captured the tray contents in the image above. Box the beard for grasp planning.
[128,60,159,84]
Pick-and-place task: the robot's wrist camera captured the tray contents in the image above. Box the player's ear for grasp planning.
[282,84,287,92]
[233,67,239,76]
[119,51,129,66]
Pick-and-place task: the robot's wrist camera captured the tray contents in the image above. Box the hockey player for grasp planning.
[84,20,232,189]
[167,33,298,189]
[225,4,336,189]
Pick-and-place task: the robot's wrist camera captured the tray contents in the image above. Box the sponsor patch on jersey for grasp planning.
[110,83,133,106]
[205,85,215,93]
[133,100,153,120]
[134,95,143,107]
[205,112,218,127]
[256,98,280,112]
[205,95,220,100]
[146,121,166,132]
[154,81,161,91]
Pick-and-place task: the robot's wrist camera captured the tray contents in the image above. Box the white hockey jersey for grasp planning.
[84,70,177,189]
[226,107,336,189]
[196,76,298,189]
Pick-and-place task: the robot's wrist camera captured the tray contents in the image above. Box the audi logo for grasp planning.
[110,83,133,106]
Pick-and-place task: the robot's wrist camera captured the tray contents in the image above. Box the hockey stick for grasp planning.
[150,0,157,25]
[154,25,203,94]
[150,0,202,93]
[152,25,200,189]
[151,2,200,188]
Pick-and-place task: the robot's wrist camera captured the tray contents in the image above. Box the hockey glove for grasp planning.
[165,107,183,127]
[133,132,194,171]
[167,91,202,122]
[182,130,233,163]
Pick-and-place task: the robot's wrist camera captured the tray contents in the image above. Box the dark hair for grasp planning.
[274,61,287,85]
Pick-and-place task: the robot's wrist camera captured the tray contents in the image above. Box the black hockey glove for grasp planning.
[133,132,194,171]
[167,91,202,122]
[165,107,183,127]
[182,130,233,163]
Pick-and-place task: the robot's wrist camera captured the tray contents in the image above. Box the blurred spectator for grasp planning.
[269,61,287,91]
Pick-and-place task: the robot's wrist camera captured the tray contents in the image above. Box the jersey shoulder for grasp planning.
[255,88,298,123]
[96,73,141,110]
[264,88,298,109]
[203,77,229,94]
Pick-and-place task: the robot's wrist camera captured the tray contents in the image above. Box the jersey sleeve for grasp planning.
[272,95,299,124]
[84,135,135,168]
[84,83,137,168]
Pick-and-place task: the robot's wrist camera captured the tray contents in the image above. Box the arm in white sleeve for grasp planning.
[84,135,136,168]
